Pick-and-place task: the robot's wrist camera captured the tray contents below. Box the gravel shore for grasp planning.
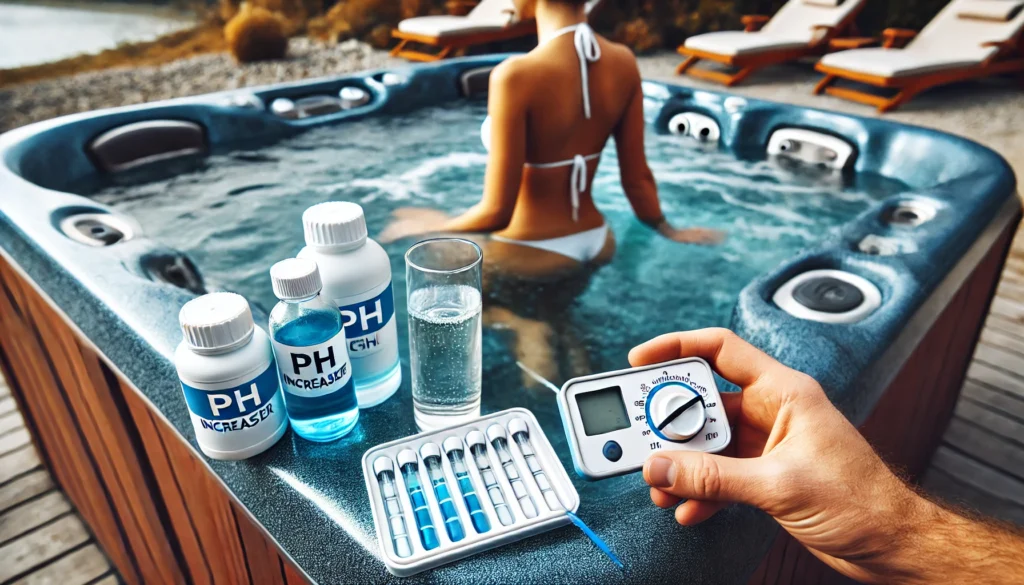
[0,38,403,133]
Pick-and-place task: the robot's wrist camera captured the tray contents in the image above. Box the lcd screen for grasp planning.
[575,386,631,436]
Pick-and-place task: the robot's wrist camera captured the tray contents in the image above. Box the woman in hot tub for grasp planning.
[381,0,722,269]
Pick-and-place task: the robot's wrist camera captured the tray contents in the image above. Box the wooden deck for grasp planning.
[0,380,119,585]
[0,228,1022,582]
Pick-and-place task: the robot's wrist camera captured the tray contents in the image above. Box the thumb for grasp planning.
[643,451,772,508]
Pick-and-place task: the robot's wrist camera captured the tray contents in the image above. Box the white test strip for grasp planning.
[508,418,562,511]
[486,424,538,519]
[372,456,413,558]
[465,430,515,526]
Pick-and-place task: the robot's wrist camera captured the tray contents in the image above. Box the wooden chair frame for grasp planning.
[812,28,1024,112]
[676,5,868,86]
[390,19,536,62]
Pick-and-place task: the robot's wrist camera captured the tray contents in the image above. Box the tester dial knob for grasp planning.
[648,383,706,442]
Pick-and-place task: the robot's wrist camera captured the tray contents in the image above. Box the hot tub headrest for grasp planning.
[89,120,207,173]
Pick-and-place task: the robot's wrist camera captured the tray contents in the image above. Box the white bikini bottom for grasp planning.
[491,224,609,263]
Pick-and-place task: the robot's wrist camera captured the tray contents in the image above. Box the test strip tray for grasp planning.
[362,408,580,577]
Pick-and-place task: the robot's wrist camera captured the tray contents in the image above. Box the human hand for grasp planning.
[377,207,450,244]
[629,328,926,583]
[656,222,726,245]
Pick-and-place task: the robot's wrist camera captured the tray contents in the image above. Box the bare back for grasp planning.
[483,29,658,241]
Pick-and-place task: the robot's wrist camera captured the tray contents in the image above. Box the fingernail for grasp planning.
[646,457,675,488]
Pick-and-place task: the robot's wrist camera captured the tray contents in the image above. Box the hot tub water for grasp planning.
[77,102,906,387]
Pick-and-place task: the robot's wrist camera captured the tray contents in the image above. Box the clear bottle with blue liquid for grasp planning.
[269,258,358,441]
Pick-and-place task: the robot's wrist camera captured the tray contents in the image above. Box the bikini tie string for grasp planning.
[570,154,587,223]
[573,23,601,119]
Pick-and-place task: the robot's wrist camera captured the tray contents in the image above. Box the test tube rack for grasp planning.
[361,408,580,577]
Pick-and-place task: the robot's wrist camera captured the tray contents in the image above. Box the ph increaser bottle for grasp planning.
[269,258,359,441]
[298,202,401,408]
[175,293,288,460]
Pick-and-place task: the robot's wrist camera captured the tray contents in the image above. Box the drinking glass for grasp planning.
[405,238,483,430]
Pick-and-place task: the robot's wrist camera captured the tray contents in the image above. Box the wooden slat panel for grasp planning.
[234,503,287,585]
[953,400,1024,445]
[121,388,213,585]
[11,543,112,585]
[967,362,1024,398]
[0,470,54,514]
[0,396,16,416]
[0,514,91,582]
[972,343,1024,376]
[0,491,72,544]
[979,328,1024,358]
[157,418,253,585]
[283,558,312,585]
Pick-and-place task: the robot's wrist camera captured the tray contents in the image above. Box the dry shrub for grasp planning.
[617,18,661,53]
[224,5,289,62]
[307,0,411,42]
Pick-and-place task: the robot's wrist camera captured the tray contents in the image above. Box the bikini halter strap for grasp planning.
[545,23,601,119]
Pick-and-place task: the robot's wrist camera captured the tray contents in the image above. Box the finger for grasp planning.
[675,500,727,525]
[643,451,771,507]
[649,487,682,509]
[628,328,779,389]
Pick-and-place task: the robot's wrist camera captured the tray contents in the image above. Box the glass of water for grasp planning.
[405,238,483,431]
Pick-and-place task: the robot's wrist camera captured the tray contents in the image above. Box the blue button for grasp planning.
[602,440,622,462]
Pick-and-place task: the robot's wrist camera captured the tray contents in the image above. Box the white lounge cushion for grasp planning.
[684,31,809,56]
[958,0,1024,21]
[397,15,507,37]
[803,0,844,7]
[820,47,979,77]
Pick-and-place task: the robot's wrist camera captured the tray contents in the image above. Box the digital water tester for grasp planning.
[557,358,731,480]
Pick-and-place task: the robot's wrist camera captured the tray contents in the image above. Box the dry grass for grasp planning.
[0,21,228,88]
[224,5,289,62]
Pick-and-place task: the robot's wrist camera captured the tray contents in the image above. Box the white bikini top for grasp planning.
[481,22,602,222]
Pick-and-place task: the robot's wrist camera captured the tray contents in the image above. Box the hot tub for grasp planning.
[0,55,1018,584]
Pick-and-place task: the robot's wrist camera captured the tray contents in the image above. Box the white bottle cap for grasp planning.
[179,292,255,353]
[485,424,507,443]
[419,442,442,460]
[271,258,322,300]
[372,456,394,476]
[507,418,529,437]
[441,436,464,454]
[465,430,486,447]
[396,448,418,468]
[303,202,368,249]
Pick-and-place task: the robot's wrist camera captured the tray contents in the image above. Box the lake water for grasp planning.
[0,2,193,69]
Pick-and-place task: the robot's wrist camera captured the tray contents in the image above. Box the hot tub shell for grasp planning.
[0,55,1019,584]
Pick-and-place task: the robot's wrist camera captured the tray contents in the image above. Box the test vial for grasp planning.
[509,418,562,511]
[372,456,413,558]
[419,443,465,542]
[465,431,515,526]
[486,424,538,519]
[442,436,491,534]
[397,449,440,551]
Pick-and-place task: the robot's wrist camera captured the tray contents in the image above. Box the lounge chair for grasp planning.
[814,0,1024,112]
[676,0,869,86]
[390,0,535,62]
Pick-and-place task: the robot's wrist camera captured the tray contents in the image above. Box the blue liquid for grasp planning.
[456,472,490,534]
[273,311,359,442]
[402,463,440,551]
[424,456,465,542]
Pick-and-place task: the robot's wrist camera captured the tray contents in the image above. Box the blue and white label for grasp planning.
[273,329,353,399]
[179,362,288,456]
[338,281,396,359]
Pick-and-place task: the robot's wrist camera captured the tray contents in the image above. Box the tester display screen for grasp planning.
[575,386,631,436]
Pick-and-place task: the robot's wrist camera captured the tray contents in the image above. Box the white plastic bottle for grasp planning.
[298,202,401,407]
[174,292,289,460]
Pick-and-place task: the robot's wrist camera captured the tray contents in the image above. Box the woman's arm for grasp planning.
[442,60,528,233]
[614,62,724,245]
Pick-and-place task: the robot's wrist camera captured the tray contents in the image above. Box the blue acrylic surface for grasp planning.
[271,309,359,441]
[0,55,1016,584]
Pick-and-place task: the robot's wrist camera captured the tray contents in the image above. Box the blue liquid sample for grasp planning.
[424,456,465,542]
[401,462,440,551]
[449,449,490,534]
[272,311,358,441]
